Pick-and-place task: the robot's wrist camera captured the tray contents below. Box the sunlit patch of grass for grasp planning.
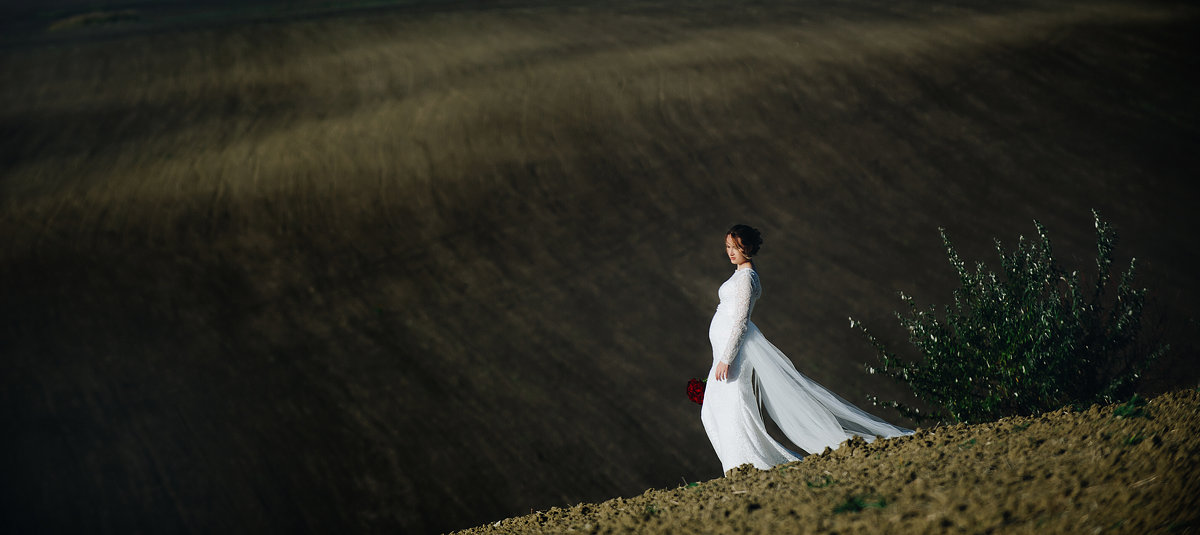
[48,10,139,31]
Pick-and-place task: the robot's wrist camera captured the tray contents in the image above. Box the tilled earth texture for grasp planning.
[458,389,1200,534]
[5,0,1200,532]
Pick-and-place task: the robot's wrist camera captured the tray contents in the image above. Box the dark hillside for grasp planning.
[2,0,1198,532]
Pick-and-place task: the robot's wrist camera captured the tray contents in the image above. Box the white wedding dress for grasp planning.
[701,267,913,473]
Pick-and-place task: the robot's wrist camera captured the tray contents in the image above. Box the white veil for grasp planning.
[740,324,913,454]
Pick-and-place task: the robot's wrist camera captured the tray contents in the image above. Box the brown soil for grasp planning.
[457,390,1200,534]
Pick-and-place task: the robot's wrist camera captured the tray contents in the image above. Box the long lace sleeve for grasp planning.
[719,270,755,365]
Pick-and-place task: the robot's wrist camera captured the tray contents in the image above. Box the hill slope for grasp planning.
[459,390,1200,534]
[2,0,1199,532]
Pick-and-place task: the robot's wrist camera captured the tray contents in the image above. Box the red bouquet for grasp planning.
[687,378,706,405]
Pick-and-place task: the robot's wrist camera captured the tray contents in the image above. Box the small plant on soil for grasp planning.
[853,210,1167,424]
[1113,394,1149,419]
[805,475,837,488]
[1123,433,1145,446]
[833,495,887,514]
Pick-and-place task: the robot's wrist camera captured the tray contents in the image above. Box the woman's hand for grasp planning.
[714,362,730,381]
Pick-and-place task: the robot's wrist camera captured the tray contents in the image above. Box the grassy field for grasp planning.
[2,0,1199,532]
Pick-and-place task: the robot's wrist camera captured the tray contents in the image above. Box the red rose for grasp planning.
[687,378,706,405]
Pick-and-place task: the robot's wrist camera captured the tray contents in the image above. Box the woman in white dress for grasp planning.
[701,225,913,474]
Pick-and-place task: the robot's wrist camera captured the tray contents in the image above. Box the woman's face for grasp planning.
[725,235,751,266]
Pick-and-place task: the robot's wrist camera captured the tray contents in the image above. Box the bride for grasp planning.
[701,224,912,474]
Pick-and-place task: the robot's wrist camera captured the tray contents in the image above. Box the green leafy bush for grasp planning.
[852,210,1167,424]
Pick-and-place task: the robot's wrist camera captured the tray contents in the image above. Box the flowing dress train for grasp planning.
[700,268,912,473]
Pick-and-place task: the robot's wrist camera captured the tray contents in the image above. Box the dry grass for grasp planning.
[2,0,1199,532]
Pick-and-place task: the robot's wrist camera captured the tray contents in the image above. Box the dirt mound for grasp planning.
[459,390,1200,534]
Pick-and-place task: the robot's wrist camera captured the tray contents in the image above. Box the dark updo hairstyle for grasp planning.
[727,224,762,257]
